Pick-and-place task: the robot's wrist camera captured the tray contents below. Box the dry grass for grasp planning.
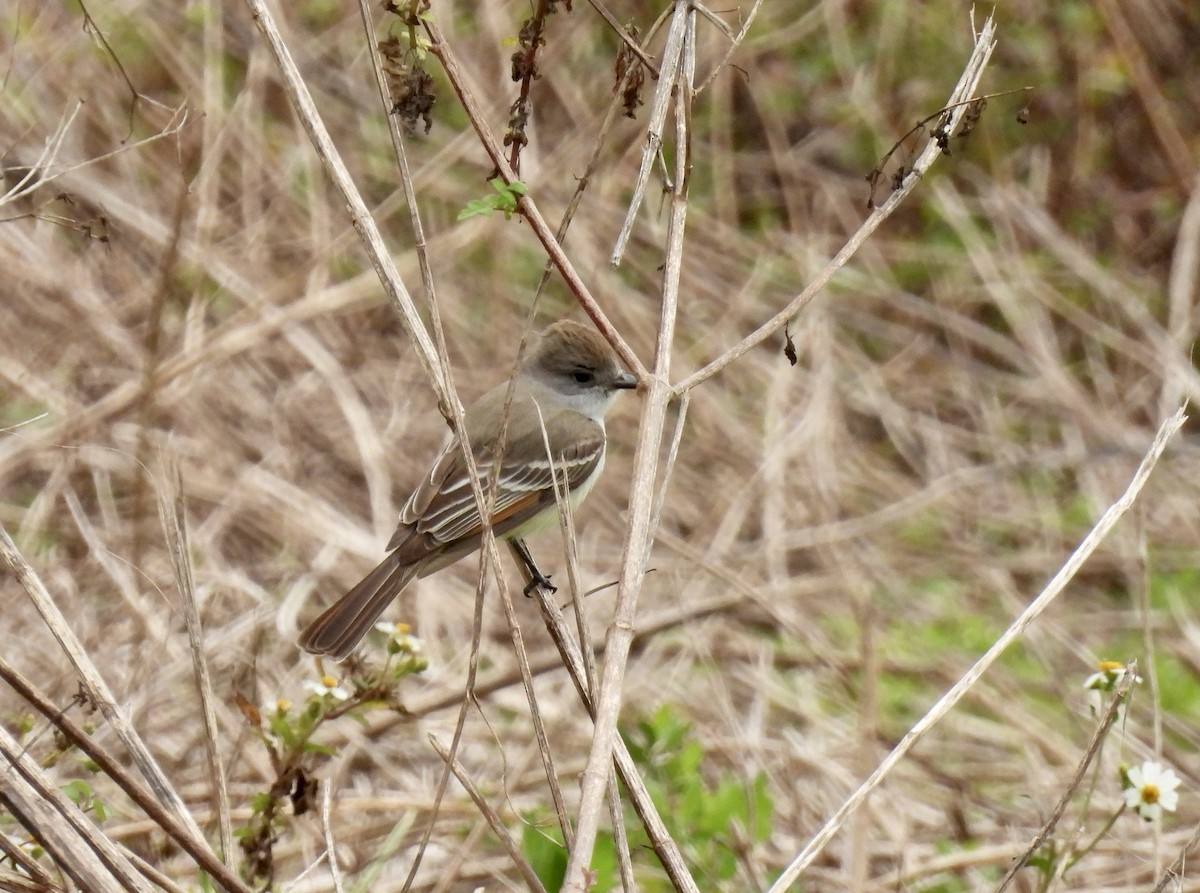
[3,1,1200,891]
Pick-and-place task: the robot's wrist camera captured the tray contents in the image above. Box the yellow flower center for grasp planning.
[1141,784,1160,805]
[321,675,338,689]
[1098,660,1124,673]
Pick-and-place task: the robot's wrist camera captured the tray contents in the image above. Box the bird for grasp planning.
[298,319,638,660]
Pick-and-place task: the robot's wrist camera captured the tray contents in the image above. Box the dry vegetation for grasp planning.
[2,1,1200,891]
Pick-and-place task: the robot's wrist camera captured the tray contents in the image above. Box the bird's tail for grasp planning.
[298,553,420,661]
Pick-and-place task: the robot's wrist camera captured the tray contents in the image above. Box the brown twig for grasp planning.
[0,523,206,842]
[585,0,660,78]
[994,662,1138,891]
[0,655,252,893]
[674,15,1001,395]
[74,0,143,140]
[428,735,549,893]
[420,18,647,380]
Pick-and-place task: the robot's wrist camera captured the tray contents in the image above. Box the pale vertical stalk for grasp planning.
[608,3,689,265]
[194,0,224,245]
[560,5,695,889]
[319,783,345,893]
[355,7,553,874]
[241,0,447,402]
[529,564,699,892]
[156,461,234,867]
[354,0,446,367]
[495,561,576,849]
[548,466,637,888]
[240,10,524,890]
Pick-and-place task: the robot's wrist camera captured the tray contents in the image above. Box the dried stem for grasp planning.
[561,3,694,888]
[156,460,235,867]
[421,17,647,379]
[766,407,1186,893]
[994,663,1139,891]
[0,655,253,892]
[608,4,689,265]
[675,14,999,394]
[0,522,205,841]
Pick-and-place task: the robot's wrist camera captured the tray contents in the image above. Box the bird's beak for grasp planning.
[612,372,639,390]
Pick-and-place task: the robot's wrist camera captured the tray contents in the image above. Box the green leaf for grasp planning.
[61,780,93,803]
[522,823,567,890]
[269,712,298,749]
[457,178,529,221]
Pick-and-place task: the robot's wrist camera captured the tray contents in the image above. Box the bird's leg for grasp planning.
[509,538,557,596]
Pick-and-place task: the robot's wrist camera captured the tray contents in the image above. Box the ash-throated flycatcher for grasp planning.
[299,320,638,660]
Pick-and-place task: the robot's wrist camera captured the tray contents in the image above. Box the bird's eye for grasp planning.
[572,369,594,384]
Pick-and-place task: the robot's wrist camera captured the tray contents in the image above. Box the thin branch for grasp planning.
[0,655,254,893]
[561,4,694,889]
[529,4,672,305]
[694,0,766,95]
[765,406,1187,893]
[0,723,158,893]
[320,783,345,893]
[608,4,689,265]
[0,102,83,207]
[0,103,188,210]
[231,11,524,893]
[584,0,660,78]
[522,432,696,891]
[0,523,206,842]
[1149,817,1200,893]
[422,17,647,379]
[529,570,701,893]
[156,460,235,868]
[396,588,742,720]
[428,736,549,893]
[74,0,145,139]
[866,86,1033,207]
[994,663,1138,892]
[675,13,999,394]
[241,0,448,400]
[495,553,575,850]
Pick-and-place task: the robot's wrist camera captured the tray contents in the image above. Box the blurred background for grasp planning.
[2,1,1200,890]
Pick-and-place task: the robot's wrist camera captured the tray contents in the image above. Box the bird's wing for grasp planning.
[387,408,604,563]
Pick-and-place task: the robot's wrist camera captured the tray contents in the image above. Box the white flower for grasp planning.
[1084,661,1142,718]
[304,675,351,701]
[375,621,425,656]
[399,632,425,655]
[1124,760,1181,821]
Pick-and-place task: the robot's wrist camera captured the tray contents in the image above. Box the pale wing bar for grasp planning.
[420,445,603,544]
